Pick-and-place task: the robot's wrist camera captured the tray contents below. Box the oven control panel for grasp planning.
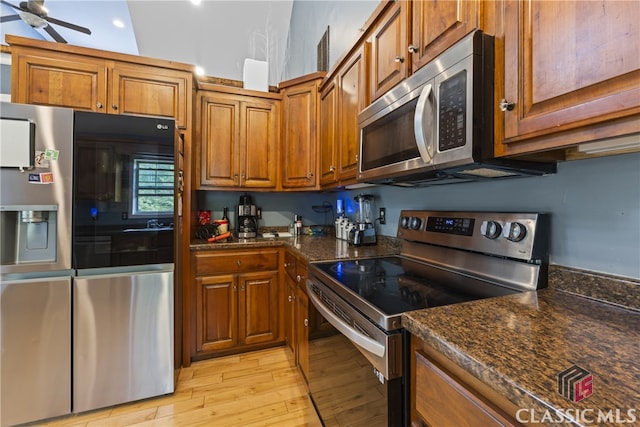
[397,210,549,262]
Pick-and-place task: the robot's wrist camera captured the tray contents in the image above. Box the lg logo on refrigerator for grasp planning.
[157,124,169,130]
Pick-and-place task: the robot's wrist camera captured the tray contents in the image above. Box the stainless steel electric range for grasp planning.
[306,210,549,427]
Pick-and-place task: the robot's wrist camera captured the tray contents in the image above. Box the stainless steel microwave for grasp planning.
[358,30,556,186]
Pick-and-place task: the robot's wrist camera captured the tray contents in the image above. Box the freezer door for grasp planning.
[73,268,174,413]
[1,276,71,427]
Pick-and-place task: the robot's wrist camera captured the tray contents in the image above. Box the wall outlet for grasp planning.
[379,207,386,224]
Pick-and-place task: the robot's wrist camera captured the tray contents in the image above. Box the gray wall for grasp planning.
[283,1,378,80]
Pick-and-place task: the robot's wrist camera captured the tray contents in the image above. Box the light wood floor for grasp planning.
[40,347,322,427]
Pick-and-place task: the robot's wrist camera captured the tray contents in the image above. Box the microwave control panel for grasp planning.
[438,70,467,152]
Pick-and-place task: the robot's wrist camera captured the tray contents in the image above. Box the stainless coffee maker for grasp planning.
[348,194,377,246]
[236,193,258,238]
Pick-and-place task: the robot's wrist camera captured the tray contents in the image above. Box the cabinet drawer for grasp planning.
[414,351,517,427]
[195,250,278,275]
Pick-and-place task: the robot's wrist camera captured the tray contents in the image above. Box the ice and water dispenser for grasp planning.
[0,205,58,265]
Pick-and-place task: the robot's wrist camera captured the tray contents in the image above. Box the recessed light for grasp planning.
[190,0,201,5]
[195,65,205,76]
[113,19,125,29]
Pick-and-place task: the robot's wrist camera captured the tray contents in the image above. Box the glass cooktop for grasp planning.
[311,256,518,317]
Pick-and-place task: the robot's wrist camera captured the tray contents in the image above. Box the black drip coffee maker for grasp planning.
[236,193,258,238]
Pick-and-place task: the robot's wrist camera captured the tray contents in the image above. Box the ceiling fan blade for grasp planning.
[44,15,91,35]
[1,13,22,22]
[42,23,67,43]
[0,0,22,10]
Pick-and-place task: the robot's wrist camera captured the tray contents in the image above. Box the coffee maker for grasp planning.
[348,194,377,246]
[236,193,258,238]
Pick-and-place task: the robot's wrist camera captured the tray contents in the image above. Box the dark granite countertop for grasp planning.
[190,234,400,262]
[402,288,640,425]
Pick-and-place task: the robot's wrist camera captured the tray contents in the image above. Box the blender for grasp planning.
[348,194,377,246]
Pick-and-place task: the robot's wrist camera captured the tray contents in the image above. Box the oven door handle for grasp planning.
[307,284,385,358]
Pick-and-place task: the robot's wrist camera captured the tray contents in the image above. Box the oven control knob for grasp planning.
[409,217,422,230]
[503,222,527,242]
[400,216,410,229]
[480,220,502,239]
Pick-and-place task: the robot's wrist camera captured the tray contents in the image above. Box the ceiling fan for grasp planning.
[0,0,91,43]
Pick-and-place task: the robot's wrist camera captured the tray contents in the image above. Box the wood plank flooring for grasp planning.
[40,347,322,427]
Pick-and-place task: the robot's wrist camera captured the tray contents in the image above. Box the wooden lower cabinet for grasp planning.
[192,249,282,358]
[412,336,520,427]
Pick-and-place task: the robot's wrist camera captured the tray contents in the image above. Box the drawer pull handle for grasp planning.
[237,259,241,266]
[303,319,309,327]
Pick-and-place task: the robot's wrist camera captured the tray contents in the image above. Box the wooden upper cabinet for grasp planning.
[242,99,280,188]
[280,74,324,190]
[195,86,280,190]
[12,50,107,111]
[111,65,190,129]
[338,46,368,182]
[496,0,640,156]
[8,35,193,130]
[369,1,408,101]
[319,79,338,186]
[409,0,481,73]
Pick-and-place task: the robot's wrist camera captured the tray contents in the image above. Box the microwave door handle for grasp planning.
[307,283,385,357]
[414,83,435,163]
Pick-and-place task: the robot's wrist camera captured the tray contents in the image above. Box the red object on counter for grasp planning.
[207,231,231,243]
[198,210,211,225]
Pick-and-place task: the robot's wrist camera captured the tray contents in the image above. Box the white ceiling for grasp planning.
[0,0,294,84]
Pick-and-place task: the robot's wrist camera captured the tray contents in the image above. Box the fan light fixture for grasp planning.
[17,10,46,28]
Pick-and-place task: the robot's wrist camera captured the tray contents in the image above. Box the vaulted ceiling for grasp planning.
[0,0,293,84]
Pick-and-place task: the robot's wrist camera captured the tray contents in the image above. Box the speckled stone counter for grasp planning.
[403,288,640,425]
[190,234,400,262]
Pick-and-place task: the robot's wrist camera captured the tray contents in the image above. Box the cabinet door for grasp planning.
[197,93,241,188]
[369,1,408,101]
[284,275,297,356]
[242,99,279,188]
[195,275,238,353]
[281,81,319,189]
[296,286,309,382]
[319,79,338,186]
[12,50,107,111]
[497,0,640,156]
[111,65,191,129]
[239,271,279,345]
[338,46,368,181]
[410,0,480,72]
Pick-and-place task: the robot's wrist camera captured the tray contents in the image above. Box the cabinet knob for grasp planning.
[284,262,290,268]
[237,259,241,266]
[408,45,418,54]
[241,173,246,179]
[288,295,295,302]
[296,274,305,283]
[499,99,516,112]
[306,172,314,179]
[303,319,309,327]
[96,102,103,109]
[329,166,336,172]
[394,56,405,63]
[111,104,118,111]
[240,285,245,291]
[233,285,237,291]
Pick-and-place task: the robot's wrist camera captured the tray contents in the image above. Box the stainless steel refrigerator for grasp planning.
[0,102,74,427]
[71,111,175,413]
